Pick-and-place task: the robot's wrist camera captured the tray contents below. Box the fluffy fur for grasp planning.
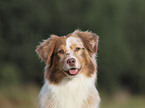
[36,30,100,108]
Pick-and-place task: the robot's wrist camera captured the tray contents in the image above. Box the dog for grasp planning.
[36,30,100,108]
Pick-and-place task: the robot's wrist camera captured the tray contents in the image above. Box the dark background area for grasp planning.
[0,0,145,97]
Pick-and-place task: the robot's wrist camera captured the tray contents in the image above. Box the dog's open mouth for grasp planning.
[64,68,81,76]
[68,68,79,75]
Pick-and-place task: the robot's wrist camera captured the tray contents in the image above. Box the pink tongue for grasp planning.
[69,69,78,75]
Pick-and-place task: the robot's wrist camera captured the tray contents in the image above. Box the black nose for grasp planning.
[67,58,76,66]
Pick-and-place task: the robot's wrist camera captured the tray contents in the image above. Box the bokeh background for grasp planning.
[0,0,145,108]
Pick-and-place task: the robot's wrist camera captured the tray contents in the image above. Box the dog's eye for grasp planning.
[58,49,64,54]
[75,47,81,51]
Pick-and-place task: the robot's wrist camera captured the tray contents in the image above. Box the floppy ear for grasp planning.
[35,35,56,64]
[74,30,99,53]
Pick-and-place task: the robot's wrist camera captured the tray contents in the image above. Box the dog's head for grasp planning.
[36,30,99,84]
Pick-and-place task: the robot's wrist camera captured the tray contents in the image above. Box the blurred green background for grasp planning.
[0,0,145,108]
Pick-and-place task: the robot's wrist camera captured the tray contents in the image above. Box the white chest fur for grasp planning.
[39,74,100,108]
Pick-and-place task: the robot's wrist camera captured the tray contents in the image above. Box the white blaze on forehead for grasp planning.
[66,36,84,48]
[64,36,83,70]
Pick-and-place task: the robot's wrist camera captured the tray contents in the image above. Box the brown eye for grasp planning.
[75,47,81,51]
[58,49,64,54]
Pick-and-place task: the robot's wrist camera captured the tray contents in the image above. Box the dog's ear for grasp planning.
[74,30,99,53]
[36,35,57,64]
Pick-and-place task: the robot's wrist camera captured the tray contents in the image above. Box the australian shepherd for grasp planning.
[36,30,100,108]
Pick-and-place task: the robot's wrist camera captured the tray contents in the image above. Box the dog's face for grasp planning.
[36,30,99,84]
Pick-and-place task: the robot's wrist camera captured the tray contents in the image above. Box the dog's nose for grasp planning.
[67,58,76,66]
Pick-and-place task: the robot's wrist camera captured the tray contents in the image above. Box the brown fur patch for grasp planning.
[36,36,56,64]
[82,95,95,108]
[45,36,66,84]
[36,35,66,84]
[82,89,99,108]
[81,49,95,77]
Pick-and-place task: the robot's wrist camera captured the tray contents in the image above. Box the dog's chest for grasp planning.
[48,75,94,108]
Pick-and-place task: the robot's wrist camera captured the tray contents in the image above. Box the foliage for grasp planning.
[0,0,145,94]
